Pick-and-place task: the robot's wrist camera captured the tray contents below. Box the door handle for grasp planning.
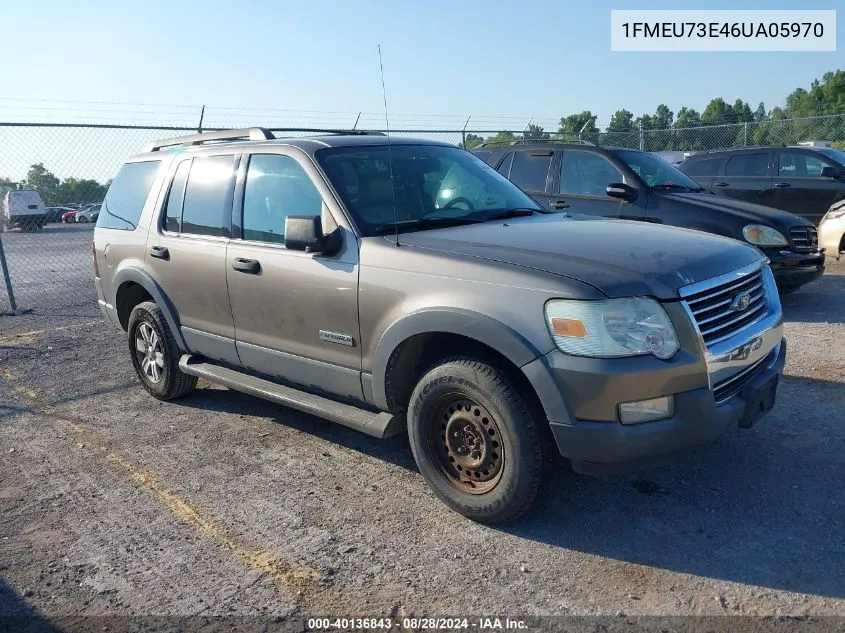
[550,200,570,210]
[773,182,791,188]
[149,245,169,260]
[713,182,729,187]
[232,257,261,274]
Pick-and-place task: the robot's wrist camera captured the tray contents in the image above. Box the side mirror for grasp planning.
[606,182,638,202]
[284,215,341,254]
[820,166,840,179]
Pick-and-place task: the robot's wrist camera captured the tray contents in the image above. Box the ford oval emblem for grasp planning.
[730,292,752,312]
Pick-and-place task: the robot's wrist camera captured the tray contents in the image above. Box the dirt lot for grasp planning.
[1,260,843,629]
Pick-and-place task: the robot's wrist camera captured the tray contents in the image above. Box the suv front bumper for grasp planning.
[765,248,825,289]
[546,338,784,470]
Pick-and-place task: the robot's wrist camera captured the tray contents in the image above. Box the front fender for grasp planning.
[112,267,187,351]
[369,307,550,410]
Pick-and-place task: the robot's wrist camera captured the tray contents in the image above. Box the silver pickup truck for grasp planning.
[93,129,785,523]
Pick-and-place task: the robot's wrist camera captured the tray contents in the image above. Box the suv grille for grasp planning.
[683,269,767,346]
[790,226,818,251]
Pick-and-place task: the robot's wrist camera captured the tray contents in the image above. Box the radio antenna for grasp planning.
[378,44,400,247]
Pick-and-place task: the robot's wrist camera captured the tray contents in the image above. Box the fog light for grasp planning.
[619,396,674,424]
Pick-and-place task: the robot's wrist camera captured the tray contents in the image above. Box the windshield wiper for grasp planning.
[473,208,538,220]
[372,216,484,235]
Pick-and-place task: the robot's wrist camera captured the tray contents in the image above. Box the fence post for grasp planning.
[0,233,17,313]
[461,115,471,148]
[744,121,748,146]
[638,120,644,151]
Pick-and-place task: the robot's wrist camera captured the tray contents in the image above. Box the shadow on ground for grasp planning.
[171,372,844,601]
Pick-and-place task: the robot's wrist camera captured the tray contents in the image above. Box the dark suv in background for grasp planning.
[679,145,845,225]
[473,142,824,294]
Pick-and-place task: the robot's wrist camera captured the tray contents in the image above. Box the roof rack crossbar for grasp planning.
[146,127,276,152]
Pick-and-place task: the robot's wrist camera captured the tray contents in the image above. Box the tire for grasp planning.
[127,301,197,401]
[407,357,544,524]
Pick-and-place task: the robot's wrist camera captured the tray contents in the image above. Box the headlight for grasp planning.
[826,207,845,220]
[544,297,679,359]
[743,225,788,247]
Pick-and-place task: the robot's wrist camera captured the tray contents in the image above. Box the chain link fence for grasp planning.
[1,116,843,316]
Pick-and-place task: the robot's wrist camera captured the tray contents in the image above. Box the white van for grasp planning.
[1,189,47,231]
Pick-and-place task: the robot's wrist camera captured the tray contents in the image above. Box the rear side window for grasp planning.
[180,155,236,237]
[682,157,723,178]
[164,160,190,233]
[509,151,552,192]
[97,161,161,230]
[725,153,770,177]
[496,153,514,178]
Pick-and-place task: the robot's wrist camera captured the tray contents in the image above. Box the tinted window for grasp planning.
[97,160,161,230]
[181,155,235,237]
[509,151,551,192]
[164,160,190,233]
[496,153,514,178]
[560,151,622,196]
[725,153,770,177]
[778,151,833,177]
[242,154,323,244]
[683,157,723,178]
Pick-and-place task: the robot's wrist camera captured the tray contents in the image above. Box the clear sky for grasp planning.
[1,0,842,131]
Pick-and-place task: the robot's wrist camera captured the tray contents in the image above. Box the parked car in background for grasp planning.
[45,206,76,223]
[95,128,786,523]
[75,203,102,223]
[651,150,691,167]
[679,145,845,225]
[61,209,80,223]
[819,198,845,260]
[1,189,47,231]
[473,141,824,294]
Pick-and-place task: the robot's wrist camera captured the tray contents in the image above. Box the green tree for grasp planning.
[653,104,674,129]
[558,111,598,139]
[482,130,519,145]
[753,102,767,122]
[58,178,108,204]
[523,123,549,140]
[607,109,634,132]
[21,163,61,205]
[461,133,484,149]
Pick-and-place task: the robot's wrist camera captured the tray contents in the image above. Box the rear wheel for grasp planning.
[127,301,197,401]
[407,357,544,524]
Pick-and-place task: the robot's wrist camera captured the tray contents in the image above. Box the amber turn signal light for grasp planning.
[551,318,587,338]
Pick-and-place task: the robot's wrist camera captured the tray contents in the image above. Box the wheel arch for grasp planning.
[112,267,187,351]
[370,308,549,414]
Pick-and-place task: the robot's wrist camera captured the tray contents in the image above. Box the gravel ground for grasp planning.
[0,260,843,630]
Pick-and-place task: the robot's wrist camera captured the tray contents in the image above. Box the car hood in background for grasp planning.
[396,214,764,300]
[656,192,813,229]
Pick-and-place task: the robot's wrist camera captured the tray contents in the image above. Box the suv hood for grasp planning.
[396,214,764,300]
[659,191,813,229]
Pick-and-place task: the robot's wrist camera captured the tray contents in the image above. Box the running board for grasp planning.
[178,355,403,438]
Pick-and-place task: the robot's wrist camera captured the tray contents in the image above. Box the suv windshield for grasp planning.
[318,144,543,236]
[817,148,845,166]
[614,150,704,191]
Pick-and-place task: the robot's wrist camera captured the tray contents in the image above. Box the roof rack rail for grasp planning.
[476,137,597,149]
[145,127,275,152]
[143,127,386,152]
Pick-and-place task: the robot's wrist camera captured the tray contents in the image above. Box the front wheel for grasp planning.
[127,301,197,401]
[407,357,544,524]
